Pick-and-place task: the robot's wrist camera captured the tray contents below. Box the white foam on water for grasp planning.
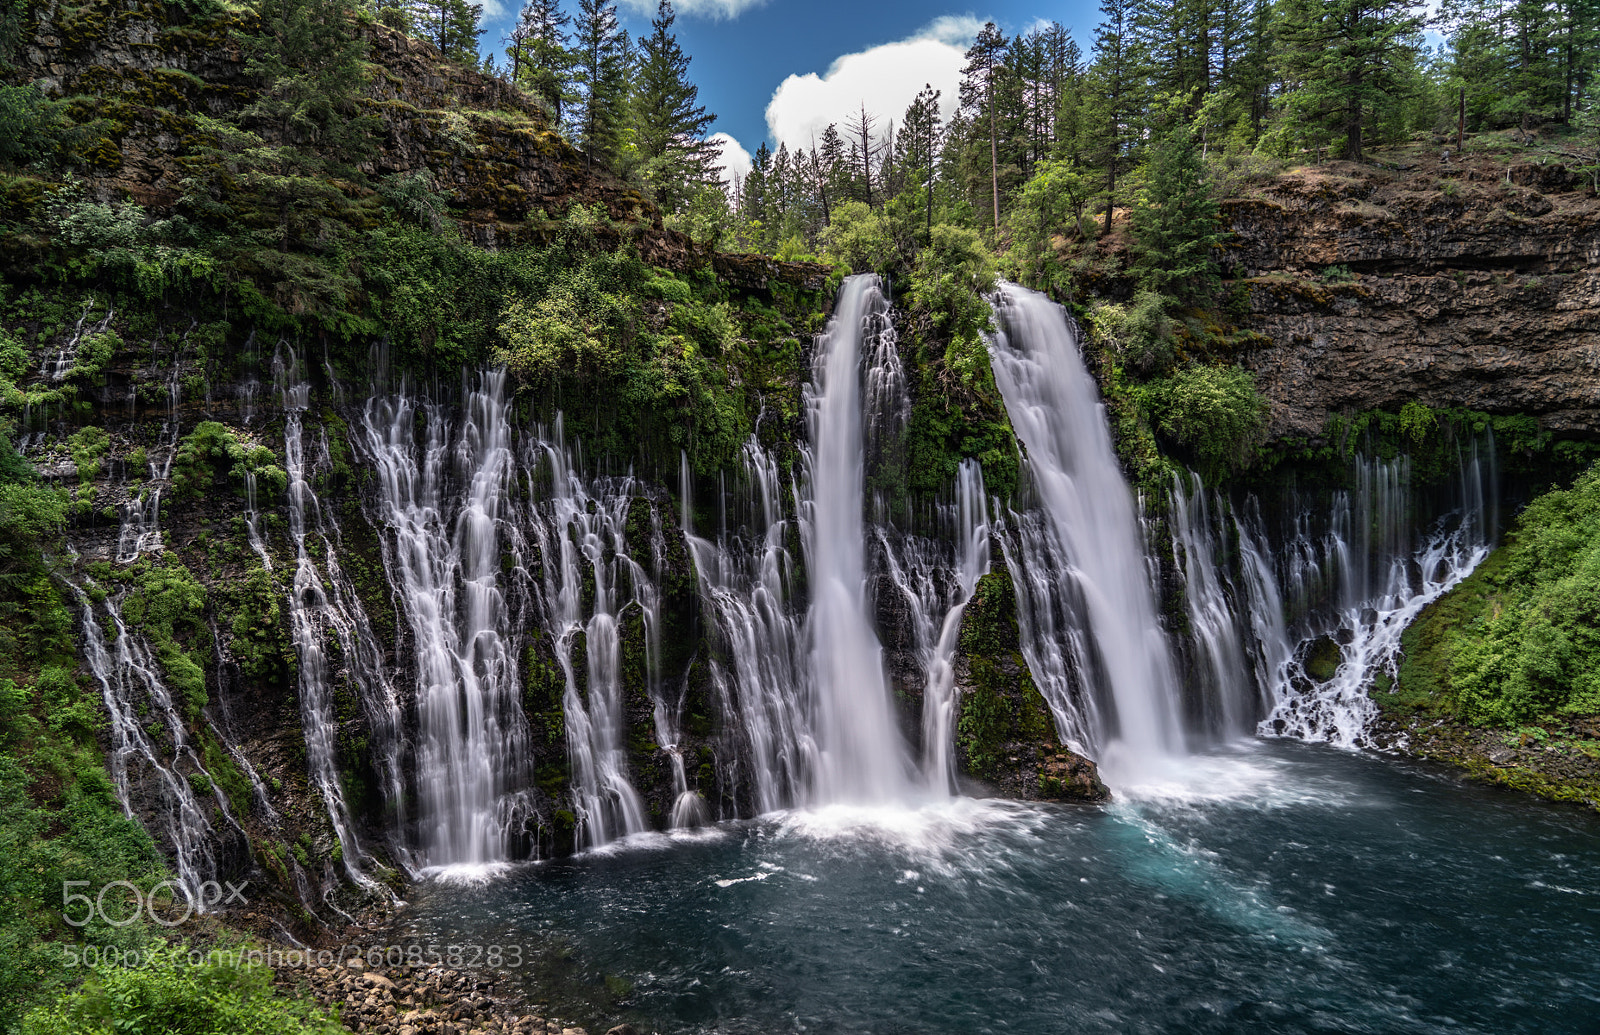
[423,862,514,886]
[1099,743,1371,812]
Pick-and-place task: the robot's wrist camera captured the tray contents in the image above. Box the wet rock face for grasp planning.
[1222,162,1600,439]
[951,569,1109,803]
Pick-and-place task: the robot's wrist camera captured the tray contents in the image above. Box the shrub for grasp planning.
[1091,291,1174,376]
[1140,365,1269,479]
[1444,463,1600,725]
[818,201,898,274]
[19,941,345,1035]
[65,427,108,484]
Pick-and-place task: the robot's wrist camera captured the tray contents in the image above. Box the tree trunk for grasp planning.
[988,80,1000,235]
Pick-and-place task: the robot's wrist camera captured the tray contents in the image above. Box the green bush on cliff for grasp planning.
[170,423,283,501]
[1139,365,1268,481]
[1398,462,1600,726]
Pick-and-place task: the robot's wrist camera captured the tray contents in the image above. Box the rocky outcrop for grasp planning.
[951,567,1108,802]
[1222,159,1600,439]
[10,0,829,288]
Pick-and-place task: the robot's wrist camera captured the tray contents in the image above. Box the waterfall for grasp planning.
[74,587,223,905]
[1260,441,1497,748]
[1167,473,1265,739]
[682,440,811,815]
[877,460,990,794]
[986,282,1183,766]
[799,274,911,804]
[524,422,651,849]
[360,373,531,869]
[277,350,405,884]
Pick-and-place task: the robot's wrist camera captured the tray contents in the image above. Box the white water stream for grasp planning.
[987,282,1184,768]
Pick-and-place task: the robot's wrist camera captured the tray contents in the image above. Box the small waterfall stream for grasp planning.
[360,373,531,869]
[876,460,990,794]
[525,424,652,849]
[278,348,405,885]
[75,587,225,904]
[1259,438,1498,745]
[682,440,811,815]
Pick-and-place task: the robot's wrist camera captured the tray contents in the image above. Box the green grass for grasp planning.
[1394,461,1600,727]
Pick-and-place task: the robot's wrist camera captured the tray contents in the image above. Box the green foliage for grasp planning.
[497,284,629,389]
[0,86,68,171]
[220,566,287,688]
[19,941,345,1035]
[116,559,209,721]
[1004,158,1095,290]
[1398,400,1436,444]
[1131,110,1224,303]
[955,570,1053,779]
[1089,290,1174,376]
[237,0,375,156]
[1400,463,1600,727]
[907,223,997,349]
[818,201,898,274]
[1139,365,1269,481]
[65,428,108,485]
[170,424,283,501]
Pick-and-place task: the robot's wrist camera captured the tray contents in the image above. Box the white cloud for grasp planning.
[709,132,753,184]
[620,0,768,20]
[921,14,986,46]
[763,16,977,155]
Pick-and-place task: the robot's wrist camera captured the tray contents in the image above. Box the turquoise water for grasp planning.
[395,742,1600,1034]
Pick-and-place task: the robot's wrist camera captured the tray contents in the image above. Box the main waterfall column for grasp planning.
[802,275,911,805]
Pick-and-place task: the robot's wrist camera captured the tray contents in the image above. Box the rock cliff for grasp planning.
[1224,157,1600,440]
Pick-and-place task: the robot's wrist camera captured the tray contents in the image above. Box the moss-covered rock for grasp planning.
[952,568,1109,802]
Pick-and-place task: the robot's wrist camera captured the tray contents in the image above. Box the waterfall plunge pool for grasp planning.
[389,741,1600,1034]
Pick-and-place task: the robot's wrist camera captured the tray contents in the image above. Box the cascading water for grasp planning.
[1167,473,1269,739]
[74,586,225,904]
[1259,437,1498,746]
[277,348,406,885]
[682,440,811,815]
[523,422,652,849]
[876,460,990,794]
[986,282,1183,767]
[799,274,911,804]
[361,373,531,869]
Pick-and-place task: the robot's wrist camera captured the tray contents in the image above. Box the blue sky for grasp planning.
[477,0,1103,179]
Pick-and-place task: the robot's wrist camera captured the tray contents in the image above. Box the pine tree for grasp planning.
[413,0,484,64]
[240,0,372,154]
[898,84,943,238]
[844,103,881,207]
[507,0,571,119]
[571,0,628,171]
[961,22,1007,233]
[1131,112,1223,301]
[1279,0,1424,159]
[1088,0,1148,233]
[633,0,716,213]
[814,123,847,226]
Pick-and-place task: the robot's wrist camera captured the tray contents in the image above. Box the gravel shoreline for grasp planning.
[273,955,643,1035]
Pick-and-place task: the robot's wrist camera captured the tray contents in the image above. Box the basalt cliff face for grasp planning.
[1225,161,1600,440]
